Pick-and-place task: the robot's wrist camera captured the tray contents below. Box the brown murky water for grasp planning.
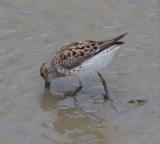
[0,0,160,144]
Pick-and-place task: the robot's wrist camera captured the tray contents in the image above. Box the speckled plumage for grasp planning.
[40,33,127,84]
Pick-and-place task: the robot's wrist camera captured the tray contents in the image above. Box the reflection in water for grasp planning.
[40,88,79,111]
[53,106,106,142]
[54,107,91,134]
[40,90,107,143]
[53,107,106,143]
[40,90,59,111]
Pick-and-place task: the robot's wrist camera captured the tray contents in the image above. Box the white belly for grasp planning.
[70,45,121,76]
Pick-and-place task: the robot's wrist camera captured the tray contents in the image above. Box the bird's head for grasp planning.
[40,62,61,89]
[40,62,51,88]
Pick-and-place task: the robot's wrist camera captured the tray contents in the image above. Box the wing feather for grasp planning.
[55,33,127,69]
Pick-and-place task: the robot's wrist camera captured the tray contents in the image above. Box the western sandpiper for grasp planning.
[40,33,128,94]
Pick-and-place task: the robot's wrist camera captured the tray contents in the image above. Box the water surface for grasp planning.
[0,0,160,144]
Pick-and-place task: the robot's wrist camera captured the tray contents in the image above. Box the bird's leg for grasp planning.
[65,79,83,98]
[97,72,118,113]
[71,78,83,97]
[97,72,110,100]
[45,80,50,89]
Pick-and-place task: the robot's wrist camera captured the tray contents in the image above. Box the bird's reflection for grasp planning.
[39,89,106,142]
[39,89,60,111]
[40,88,80,111]
[52,105,105,141]
[53,106,91,134]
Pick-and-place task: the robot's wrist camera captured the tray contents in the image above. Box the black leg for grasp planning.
[97,72,118,113]
[63,79,83,97]
[71,79,83,97]
[45,81,50,89]
[97,72,110,100]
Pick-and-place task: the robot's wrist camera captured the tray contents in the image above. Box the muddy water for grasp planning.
[0,0,160,144]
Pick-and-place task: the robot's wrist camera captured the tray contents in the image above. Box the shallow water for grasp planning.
[0,0,160,144]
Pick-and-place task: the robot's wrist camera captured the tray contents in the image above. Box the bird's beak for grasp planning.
[45,80,50,89]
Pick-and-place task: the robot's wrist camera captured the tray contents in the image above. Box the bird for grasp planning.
[40,33,128,94]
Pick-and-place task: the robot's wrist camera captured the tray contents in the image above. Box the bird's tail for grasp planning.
[99,33,128,50]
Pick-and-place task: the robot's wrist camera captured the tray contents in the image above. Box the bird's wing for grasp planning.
[56,33,127,69]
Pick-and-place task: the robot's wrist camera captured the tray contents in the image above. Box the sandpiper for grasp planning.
[40,33,128,93]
